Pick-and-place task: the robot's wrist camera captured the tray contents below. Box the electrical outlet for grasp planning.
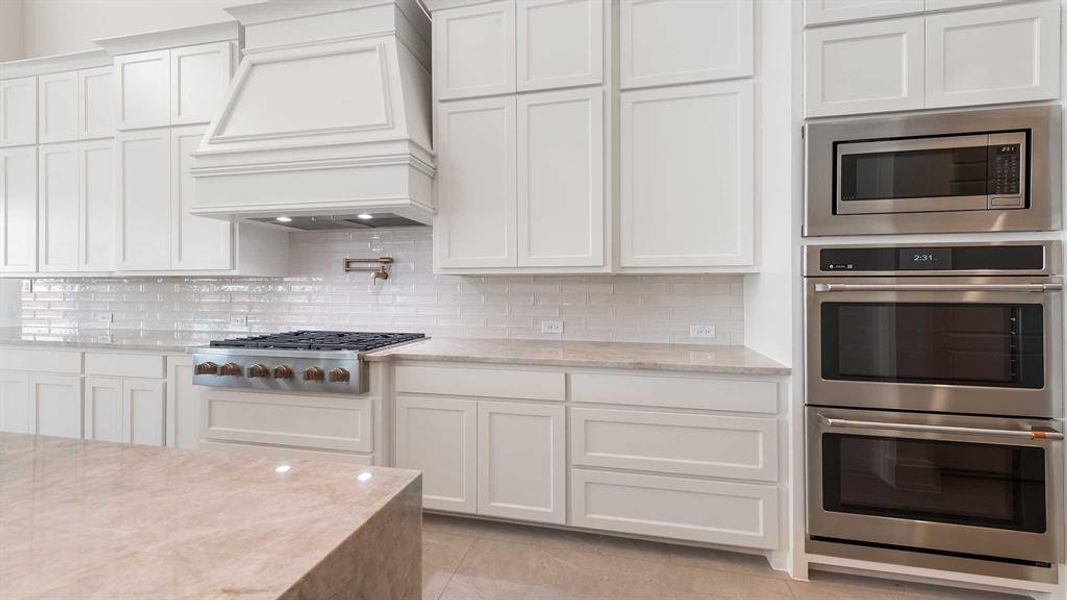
[95,313,114,325]
[230,315,248,327]
[689,324,716,339]
[20,280,31,293]
[541,320,564,334]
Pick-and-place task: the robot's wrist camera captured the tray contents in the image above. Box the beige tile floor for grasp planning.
[421,513,1024,600]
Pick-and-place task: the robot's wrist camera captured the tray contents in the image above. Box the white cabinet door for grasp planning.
[0,77,37,147]
[0,146,38,273]
[620,0,753,89]
[31,374,82,439]
[84,376,124,442]
[166,356,199,449]
[116,50,170,130]
[620,81,753,268]
[172,125,231,270]
[395,395,477,513]
[38,71,78,143]
[477,401,565,524]
[79,140,115,272]
[37,143,80,272]
[925,2,1060,108]
[124,379,165,446]
[78,66,116,139]
[117,129,171,270]
[925,0,1021,9]
[435,96,517,269]
[434,1,516,100]
[0,371,32,433]
[804,17,925,117]
[804,0,924,25]
[170,42,233,125]
[517,0,604,91]
[517,88,604,267]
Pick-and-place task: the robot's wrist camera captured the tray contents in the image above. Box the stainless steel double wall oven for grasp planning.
[805,242,1064,582]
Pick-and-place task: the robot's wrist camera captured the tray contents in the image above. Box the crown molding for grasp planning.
[1,49,111,80]
[94,20,240,56]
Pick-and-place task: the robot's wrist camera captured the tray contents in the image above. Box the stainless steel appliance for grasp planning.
[805,105,1062,236]
[190,331,426,394]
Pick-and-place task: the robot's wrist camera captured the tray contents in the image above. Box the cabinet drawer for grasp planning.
[571,408,778,481]
[201,389,372,452]
[570,372,777,413]
[84,352,165,378]
[570,469,778,549]
[395,364,565,401]
[0,348,81,373]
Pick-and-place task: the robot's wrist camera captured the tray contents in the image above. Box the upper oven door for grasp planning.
[835,132,1027,216]
[806,276,1062,417]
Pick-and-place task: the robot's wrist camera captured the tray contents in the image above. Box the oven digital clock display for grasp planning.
[899,248,952,270]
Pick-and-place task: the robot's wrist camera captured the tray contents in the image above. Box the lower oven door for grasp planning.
[807,407,1063,565]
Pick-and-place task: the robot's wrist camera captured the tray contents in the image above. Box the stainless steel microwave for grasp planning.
[805,105,1062,236]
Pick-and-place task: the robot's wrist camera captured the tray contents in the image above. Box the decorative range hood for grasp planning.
[189,0,434,227]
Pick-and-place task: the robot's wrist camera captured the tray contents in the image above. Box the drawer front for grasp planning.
[395,364,565,401]
[0,348,81,374]
[570,372,778,413]
[201,390,372,452]
[570,469,779,549]
[571,408,778,481]
[84,352,165,378]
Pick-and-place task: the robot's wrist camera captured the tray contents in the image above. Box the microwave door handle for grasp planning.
[818,415,1064,441]
[813,283,1063,293]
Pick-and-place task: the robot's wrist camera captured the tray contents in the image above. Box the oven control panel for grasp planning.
[818,244,1045,273]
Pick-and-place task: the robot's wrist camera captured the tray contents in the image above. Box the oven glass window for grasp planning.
[821,303,1044,388]
[839,145,990,202]
[823,434,1046,532]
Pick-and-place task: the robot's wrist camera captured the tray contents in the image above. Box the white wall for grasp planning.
[0,0,24,61]
[19,0,256,58]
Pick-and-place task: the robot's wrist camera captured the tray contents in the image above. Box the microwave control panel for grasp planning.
[989,143,1021,196]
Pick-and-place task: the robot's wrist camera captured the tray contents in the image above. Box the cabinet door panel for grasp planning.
[170,42,232,125]
[621,0,753,89]
[395,395,477,513]
[84,377,124,442]
[172,125,230,270]
[78,66,116,139]
[620,81,753,267]
[435,97,517,269]
[31,374,82,439]
[38,72,78,143]
[478,401,565,523]
[517,88,604,267]
[0,372,32,433]
[117,130,171,270]
[124,379,165,446]
[0,147,38,272]
[804,17,925,117]
[925,2,1060,108]
[434,1,516,99]
[80,141,115,272]
[38,144,80,272]
[517,0,604,91]
[804,0,923,25]
[116,50,170,129]
[167,357,199,449]
[0,77,37,147]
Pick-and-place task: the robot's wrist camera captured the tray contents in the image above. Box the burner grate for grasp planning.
[210,331,426,352]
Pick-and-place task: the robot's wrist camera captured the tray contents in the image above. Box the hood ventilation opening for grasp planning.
[251,213,426,231]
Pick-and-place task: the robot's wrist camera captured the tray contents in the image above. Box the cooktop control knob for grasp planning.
[303,366,325,381]
[272,365,293,379]
[248,364,270,378]
[194,362,219,375]
[328,368,350,383]
[219,362,243,376]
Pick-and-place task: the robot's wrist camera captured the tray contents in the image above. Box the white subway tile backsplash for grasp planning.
[20,229,744,344]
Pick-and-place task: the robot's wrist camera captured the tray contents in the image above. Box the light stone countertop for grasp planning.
[364,337,790,375]
[0,433,422,600]
[0,327,219,353]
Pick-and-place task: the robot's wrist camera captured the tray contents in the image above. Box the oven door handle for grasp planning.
[813,283,1062,293]
[818,416,1064,440]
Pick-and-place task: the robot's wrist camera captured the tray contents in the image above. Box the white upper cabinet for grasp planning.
[116,128,171,270]
[0,77,37,147]
[38,72,79,143]
[77,66,116,139]
[434,1,516,100]
[116,50,171,130]
[0,147,38,273]
[435,96,517,268]
[620,0,754,89]
[171,124,231,270]
[517,0,604,91]
[805,0,924,25]
[925,1,1060,108]
[517,87,604,267]
[170,42,233,125]
[79,140,115,272]
[37,143,80,272]
[804,17,925,117]
[621,81,754,268]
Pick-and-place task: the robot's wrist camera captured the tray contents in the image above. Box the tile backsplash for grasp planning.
[20,228,744,345]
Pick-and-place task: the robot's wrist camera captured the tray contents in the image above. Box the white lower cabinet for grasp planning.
[124,379,165,446]
[0,371,32,433]
[395,395,478,512]
[84,376,124,442]
[30,374,82,439]
[166,355,200,449]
